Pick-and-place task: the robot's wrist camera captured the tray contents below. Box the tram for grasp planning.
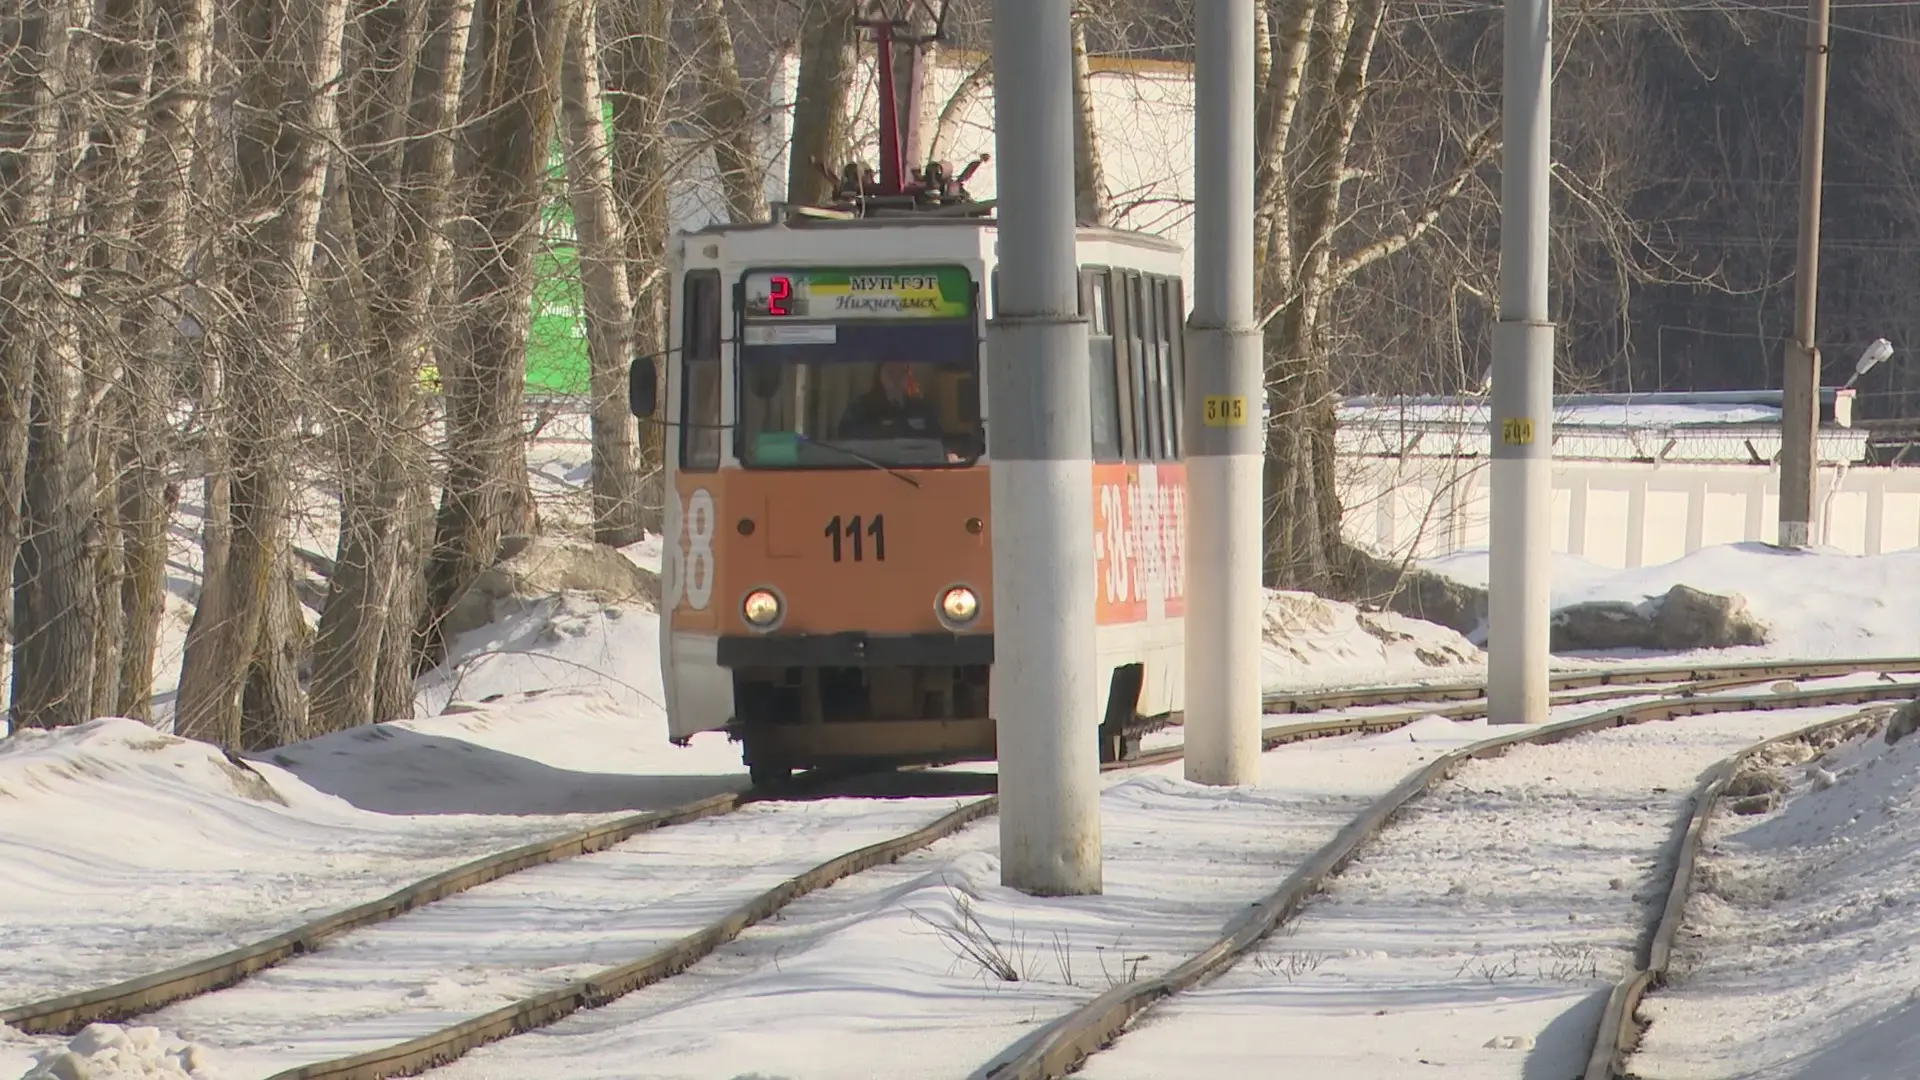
[626,3,1192,785]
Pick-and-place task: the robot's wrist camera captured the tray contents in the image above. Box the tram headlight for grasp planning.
[742,588,782,629]
[939,586,980,626]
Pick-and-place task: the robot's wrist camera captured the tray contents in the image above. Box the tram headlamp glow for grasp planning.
[939,586,980,625]
[742,589,782,628]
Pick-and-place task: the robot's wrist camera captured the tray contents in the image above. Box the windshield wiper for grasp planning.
[793,432,922,488]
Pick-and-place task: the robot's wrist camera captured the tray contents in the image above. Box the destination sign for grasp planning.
[742,266,972,321]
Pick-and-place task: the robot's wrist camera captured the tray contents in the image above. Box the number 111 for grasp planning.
[825,514,887,562]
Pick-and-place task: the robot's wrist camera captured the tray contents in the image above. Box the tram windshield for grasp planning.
[735,266,983,469]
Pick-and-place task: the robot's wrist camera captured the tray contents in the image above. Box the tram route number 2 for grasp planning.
[824,514,887,562]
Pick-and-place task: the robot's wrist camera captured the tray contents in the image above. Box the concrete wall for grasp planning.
[1342,453,1920,566]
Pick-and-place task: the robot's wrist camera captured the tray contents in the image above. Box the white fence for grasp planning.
[1340,440,1920,567]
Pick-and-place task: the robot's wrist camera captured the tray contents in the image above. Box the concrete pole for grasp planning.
[1487,0,1554,725]
[1779,0,1831,549]
[1184,0,1263,785]
[988,0,1103,895]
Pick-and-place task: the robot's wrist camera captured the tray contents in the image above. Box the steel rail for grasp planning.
[973,678,1919,1080]
[1581,709,1885,1080]
[1262,655,1920,714]
[5,656,1913,1043]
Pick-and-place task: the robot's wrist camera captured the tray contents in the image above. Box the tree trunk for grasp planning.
[89,413,125,721]
[10,0,102,731]
[178,336,231,735]
[0,184,22,683]
[785,0,857,207]
[310,0,472,734]
[925,55,989,167]
[891,3,932,169]
[83,0,155,720]
[116,0,213,720]
[173,0,349,746]
[1069,9,1107,227]
[1252,0,1317,301]
[375,458,435,722]
[1262,0,1386,592]
[240,558,309,748]
[561,0,644,548]
[604,0,672,535]
[417,0,571,670]
[691,0,766,223]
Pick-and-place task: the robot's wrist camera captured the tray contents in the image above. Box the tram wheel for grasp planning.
[749,762,793,789]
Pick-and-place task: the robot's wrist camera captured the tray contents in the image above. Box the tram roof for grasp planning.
[678,208,1185,255]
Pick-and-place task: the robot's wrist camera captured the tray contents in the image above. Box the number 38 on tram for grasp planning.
[628,209,1193,787]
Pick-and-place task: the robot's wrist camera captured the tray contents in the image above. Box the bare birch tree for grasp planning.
[602,0,673,535]
[561,0,644,548]
[309,0,473,734]
[1069,5,1107,227]
[418,0,572,668]
[925,53,988,166]
[1250,0,1496,591]
[787,0,859,206]
[174,0,349,745]
[78,0,157,720]
[112,0,214,720]
[692,0,768,222]
[9,0,101,730]
[0,10,45,686]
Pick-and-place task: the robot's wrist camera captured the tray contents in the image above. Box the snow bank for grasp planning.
[1632,704,1920,1077]
[16,1024,217,1080]
[415,589,666,719]
[0,702,724,1008]
[1337,399,1788,429]
[1424,543,1920,659]
[1260,590,1483,691]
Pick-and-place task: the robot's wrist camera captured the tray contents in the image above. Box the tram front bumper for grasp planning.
[716,631,994,669]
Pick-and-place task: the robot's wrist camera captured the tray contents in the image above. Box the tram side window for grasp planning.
[680,269,723,471]
[1154,275,1182,458]
[1127,273,1164,460]
[1109,271,1138,459]
[1083,269,1122,461]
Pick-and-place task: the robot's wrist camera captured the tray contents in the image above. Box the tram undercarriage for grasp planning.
[724,647,1157,786]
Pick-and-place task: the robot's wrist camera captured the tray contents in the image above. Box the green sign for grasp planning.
[742,266,973,321]
[527,204,588,395]
[523,103,615,397]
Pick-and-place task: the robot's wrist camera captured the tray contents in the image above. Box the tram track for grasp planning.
[5,657,1916,1080]
[1579,709,1883,1080]
[975,678,1920,1080]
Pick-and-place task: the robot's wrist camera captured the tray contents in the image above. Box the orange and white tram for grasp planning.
[628,210,1193,785]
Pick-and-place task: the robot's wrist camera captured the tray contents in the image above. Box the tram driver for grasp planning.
[837,360,943,441]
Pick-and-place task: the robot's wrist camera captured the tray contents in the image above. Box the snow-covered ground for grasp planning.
[0,713,669,1008]
[1075,705,1874,1080]
[1630,710,1920,1079]
[75,799,965,1079]
[0,713,1494,1079]
[1337,398,1789,429]
[425,714,1506,1080]
[1425,542,1920,661]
